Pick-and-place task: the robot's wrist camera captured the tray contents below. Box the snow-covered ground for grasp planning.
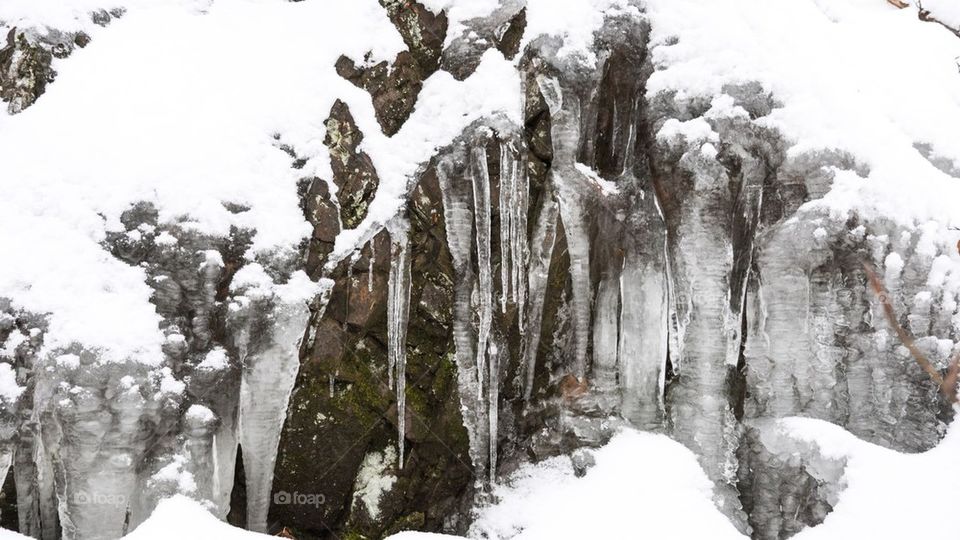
[18,417,947,540]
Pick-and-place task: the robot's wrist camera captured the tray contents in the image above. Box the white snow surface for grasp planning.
[782,415,960,540]
[0,0,541,364]
[379,419,960,539]
[523,0,639,66]
[645,0,960,229]
[0,363,24,403]
[922,0,960,30]
[0,0,403,363]
[121,495,271,540]
[466,429,747,539]
[0,418,952,539]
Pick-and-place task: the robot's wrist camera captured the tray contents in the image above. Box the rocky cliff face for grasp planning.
[1,1,958,539]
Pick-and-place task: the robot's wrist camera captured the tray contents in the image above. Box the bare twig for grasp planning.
[887,0,910,9]
[917,1,960,39]
[942,352,960,403]
[863,261,958,402]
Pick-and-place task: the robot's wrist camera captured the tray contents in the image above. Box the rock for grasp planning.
[324,100,380,229]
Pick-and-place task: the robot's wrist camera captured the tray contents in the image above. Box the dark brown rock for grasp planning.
[324,100,380,229]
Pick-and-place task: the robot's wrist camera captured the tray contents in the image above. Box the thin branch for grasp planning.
[942,352,960,403]
[917,1,960,39]
[861,261,960,403]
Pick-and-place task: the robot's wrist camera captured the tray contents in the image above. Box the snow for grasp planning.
[379,418,960,539]
[329,49,522,265]
[418,0,500,47]
[196,347,228,371]
[185,404,215,423]
[121,495,271,540]
[151,456,196,494]
[387,534,463,540]
[1,0,959,538]
[0,0,402,364]
[467,429,747,539]
[523,0,641,66]
[0,363,24,403]
[0,529,31,540]
[644,0,960,233]
[922,0,960,30]
[775,416,960,540]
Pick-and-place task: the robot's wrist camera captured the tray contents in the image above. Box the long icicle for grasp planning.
[387,221,412,466]
[513,150,529,332]
[499,142,514,314]
[436,156,489,487]
[472,146,493,401]
[488,338,499,486]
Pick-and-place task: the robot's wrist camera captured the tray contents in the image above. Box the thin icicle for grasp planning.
[488,339,499,486]
[472,146,493,400]
[499,142,514,314]
[387,221,412,467]
[368,239,375,293]
[513,151,529,332]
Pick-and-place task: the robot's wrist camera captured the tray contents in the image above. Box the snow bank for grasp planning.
[779,416,960,540]
[121,495,271,540]
[0,495,266,539]
[0,528,30,540]
[466,429,746,539]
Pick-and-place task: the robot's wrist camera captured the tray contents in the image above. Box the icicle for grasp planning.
[593,273,620,391]
[237,300,310,533]
[368,239,375,293]
[488,339,499,486]
[513,151,529,332]
[328,373,335,397]
[537,75,592,377]
[386,221,412,467]
[436,156,488,483]
[618,249,668,427]
[0,448,11,524]
[523,190,560,400]
[498,142,514,314]
[472,146,493,399]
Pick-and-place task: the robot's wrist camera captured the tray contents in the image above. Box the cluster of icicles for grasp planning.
[384,137,529,486]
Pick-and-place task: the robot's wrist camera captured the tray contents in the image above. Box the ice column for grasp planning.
[472,146,493,399]
[386,221,412,466]
[436,155,489,484]
[618,249,668,427]
[537,75,592,378]
[236,295,311,533]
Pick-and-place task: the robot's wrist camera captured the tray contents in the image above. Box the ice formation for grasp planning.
[2,0,960,539]
[386,220,412,465]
